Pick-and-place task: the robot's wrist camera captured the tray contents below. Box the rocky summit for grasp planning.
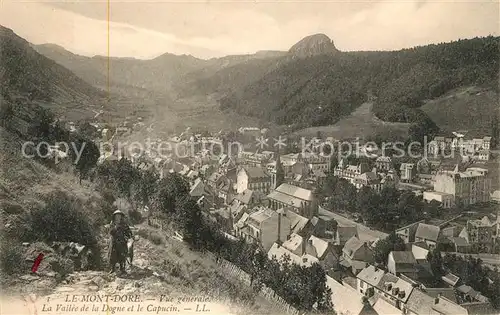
[288,33,339,57]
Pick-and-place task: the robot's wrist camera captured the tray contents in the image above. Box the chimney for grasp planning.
[435,293,442,304]
[302,236,308,255]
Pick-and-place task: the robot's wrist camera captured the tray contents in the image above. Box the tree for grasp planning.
[424,200,441,218]
[357,186,381,224]
[70,136,100,184]
[373,232,406,264]
[78,121,99,139]
[492,115,499,149]
[152,174,189,214]
[408,109,440,145]
[397,191,425,224]
[329,178,357,212]
[131,169,158,208]
[317,174,339,202]
[329,156,339,172]
[427,248,444,286]
[174,195,203,248]
[31,107,54,141]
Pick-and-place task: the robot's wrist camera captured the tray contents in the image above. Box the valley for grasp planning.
[2,20,500,315]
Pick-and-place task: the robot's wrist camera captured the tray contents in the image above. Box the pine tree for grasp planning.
[491,115,499,149]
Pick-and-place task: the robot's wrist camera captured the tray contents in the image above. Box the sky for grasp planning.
[1,0,498,59]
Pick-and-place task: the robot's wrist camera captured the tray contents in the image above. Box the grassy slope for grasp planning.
[421,86,499,136]
[292,102,410,139]
[0,127,100,211]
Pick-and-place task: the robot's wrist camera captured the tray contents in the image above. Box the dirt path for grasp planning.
[2,224,286,315]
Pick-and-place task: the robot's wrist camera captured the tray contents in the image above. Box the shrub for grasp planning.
[136,227,164,245]
[0,240,25,275]
[28,191,98,246]
[148,231,164,245]
[128,209,143,225]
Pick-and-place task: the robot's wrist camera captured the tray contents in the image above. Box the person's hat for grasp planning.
[113,210,125,216]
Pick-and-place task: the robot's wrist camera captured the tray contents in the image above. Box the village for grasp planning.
[51,117,499,315]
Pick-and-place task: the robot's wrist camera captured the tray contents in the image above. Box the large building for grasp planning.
[267,183,319,218]
[235,207,291,252]
[430,165,491,207]
[460,215,500,252]
[236,166,271,194]
[333,159,371,185]
[238,151,271,167]
[400,163,416,183]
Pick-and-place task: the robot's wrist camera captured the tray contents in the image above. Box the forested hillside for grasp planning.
[174,56,288,98]
[218,36,499,131]
[1,26,106,104]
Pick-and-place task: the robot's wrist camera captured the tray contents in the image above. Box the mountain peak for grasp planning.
[289,33,339,57]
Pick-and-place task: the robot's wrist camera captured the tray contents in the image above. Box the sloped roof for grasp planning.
[415,223,440,242]
[325,276,366,315]
[343,236,365,258]
[425,288,458,303]
[448,237,469,247]
[433,296,468,315]
[235,213,249,229]
[268,189,309,208]
[241,166,269,179]
[285,210,309,234]
[411,244,429,260]
[282,233,303,252]
[308,235,329,258]
[189,178,205,197]
[379,273,414,303]
[390,251,417,265]
[370,294,401,315]
[267,243,319,267]
[275,183,313,201]
[357,265,385,288]
[441,273,460,287]
[234,189,254,205]
[337,226,359,244]
[480,216,492,226]
[248,208,275,224]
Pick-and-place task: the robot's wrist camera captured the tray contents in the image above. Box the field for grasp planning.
[421,86,499,136]
[127,94,274,141]
[292,102,410,140]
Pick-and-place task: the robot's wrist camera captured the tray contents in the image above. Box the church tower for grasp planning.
[272,149,285,190]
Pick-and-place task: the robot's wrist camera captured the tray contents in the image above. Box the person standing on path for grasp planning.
[108,210,133,274]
